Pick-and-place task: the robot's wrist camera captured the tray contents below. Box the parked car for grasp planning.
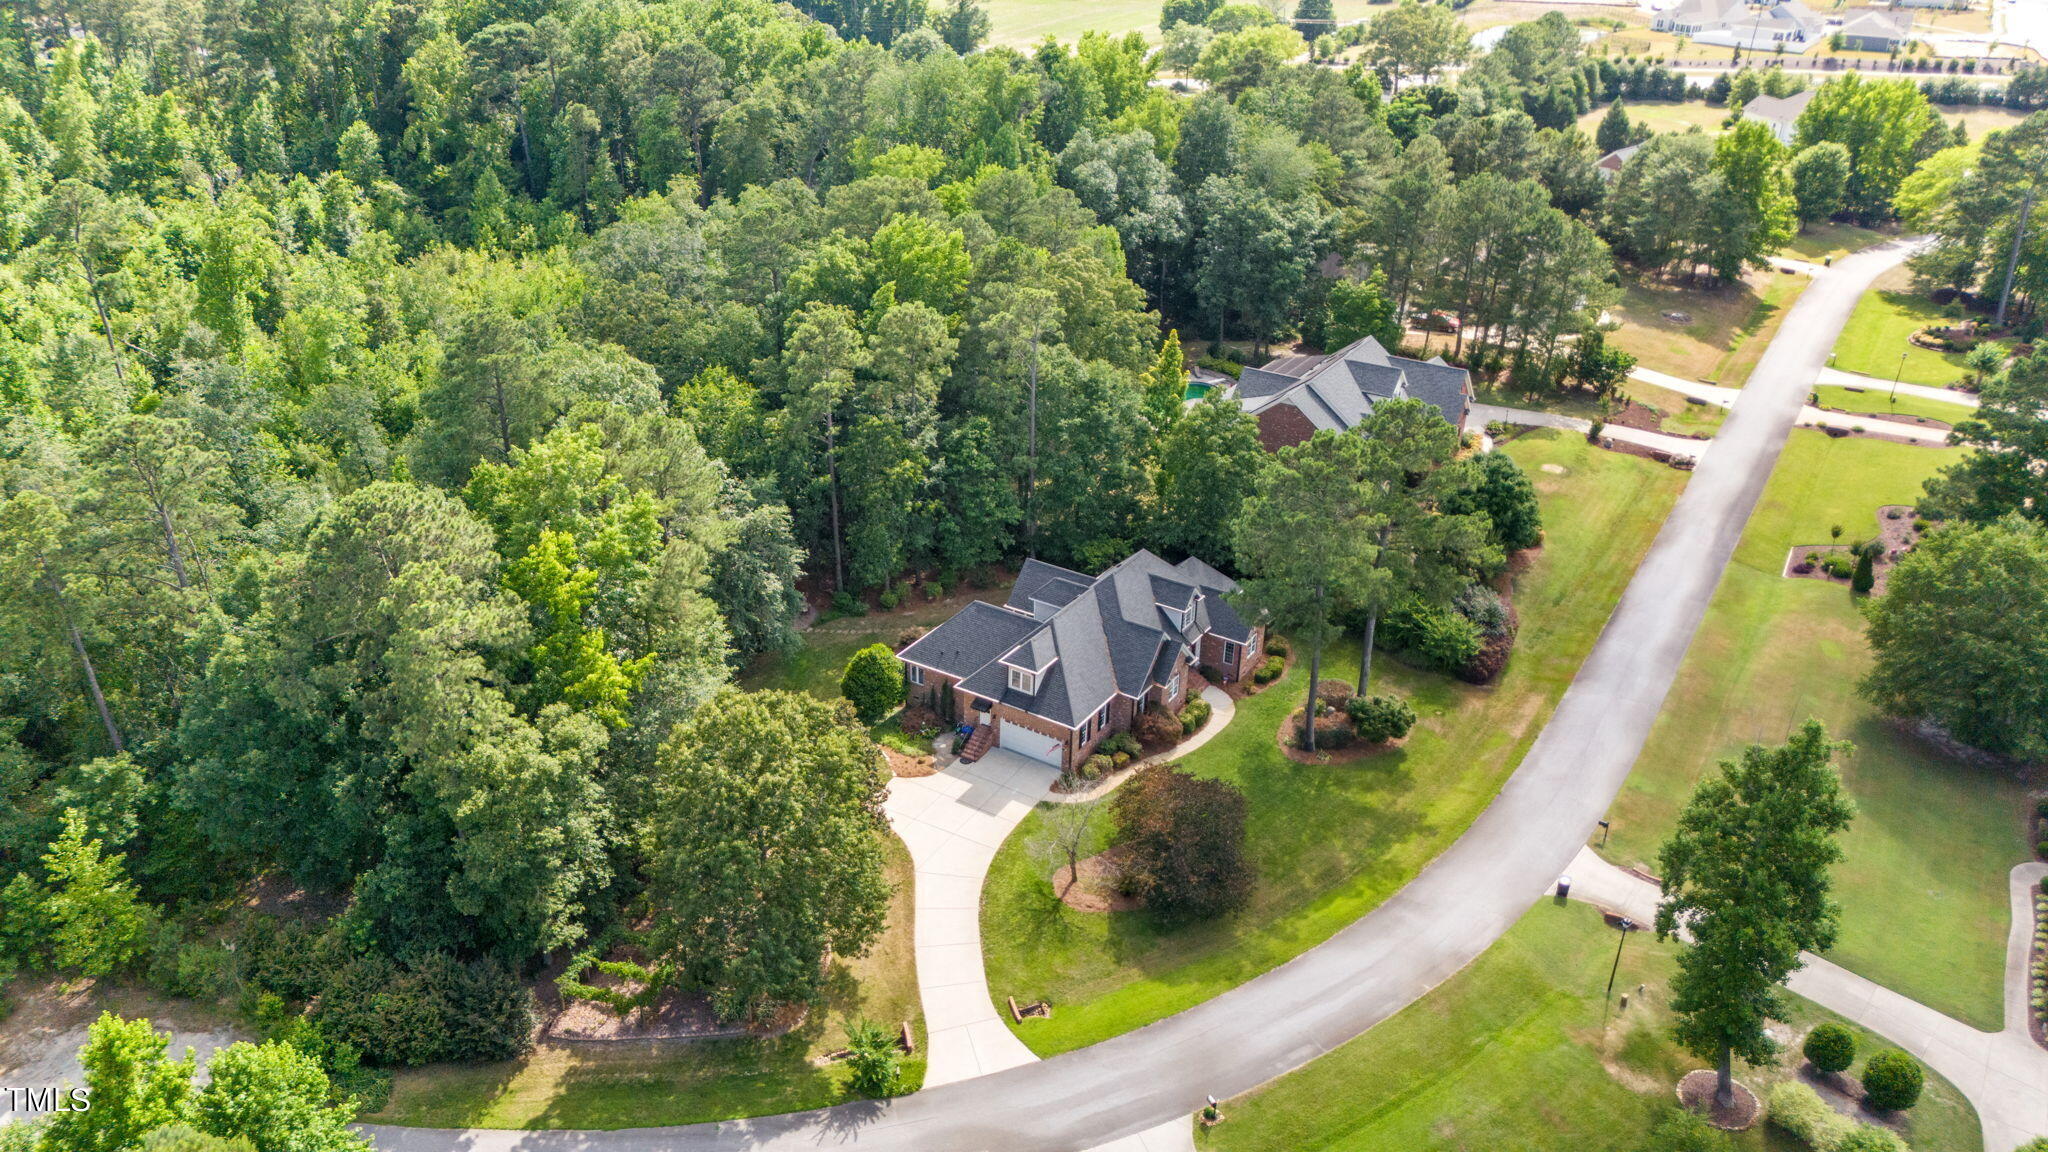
[1414,311,1461,333]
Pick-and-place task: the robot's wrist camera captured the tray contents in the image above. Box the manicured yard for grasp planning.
[1607,267,1809,386]
[981,431,1688,1055]
[1575,99,1731,139]
[364,835,925,1128]
[1627,378,1727,438]
[1602,431,2028,1031]
[1784,222,1890,264]
[1832,267,1974,388]
[1813,384,1975,427]
[1197,900,1983,1152]
[981,0,1383,45]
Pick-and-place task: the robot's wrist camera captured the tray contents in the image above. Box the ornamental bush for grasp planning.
[1381,601,1482,672]
[1345,695,1417,744]
[1860,1048,1923,1111]
[1113,766,1252,922]
[1802,1021,1856,1074]
[1768,1081,1854,1149]
[1135,709,1184,748]
[1253,655,1284,684]
[1851,550,1875,595]
[1179,697,1212,733]
[843,1018,902,1097]
[1833,1127,1909,1152]
[840,644,905,724]
[1298,710,1355,749]
[1102,732,1143,759]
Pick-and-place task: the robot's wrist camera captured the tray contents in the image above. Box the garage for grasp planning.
[1001,725,1065,767]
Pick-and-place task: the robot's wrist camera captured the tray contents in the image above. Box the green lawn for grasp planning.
[1603,431,2028,1031]
[1813,384,1974,427]
[1784,222,1890,264]
[982,432,1689,1055]
[1832,268,1973,388]
[1608,268,1808,386]
[1198,900,1983,1152]
[1627,378,1727,439]
[981,0,1383,45]
[1575,100,1732,139]
[364,835,925,1128]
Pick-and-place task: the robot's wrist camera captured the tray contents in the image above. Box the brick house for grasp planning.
[1234,336,1474,451]
[895,550,1263,770]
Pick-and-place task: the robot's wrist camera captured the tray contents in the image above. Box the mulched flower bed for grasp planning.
[1276,705,1401,766]
[1677,1069,1760,1131]
[2031,878,2048,1051]
[1782,505,1923,594]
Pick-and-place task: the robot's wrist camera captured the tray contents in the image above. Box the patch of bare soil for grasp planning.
[1276,707,1400,766]
[1051,847,1141,913]
[1677,1069,1761,1131]
[0,979,248,1120]
[531,956,802,1042]
[1805,422,1946,448]
[1595,434,1695,469]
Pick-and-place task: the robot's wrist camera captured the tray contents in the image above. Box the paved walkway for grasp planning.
[1565,848,2048,1152]
[884,748,1061,1087]
[364,239,1959,1152]
[1817,367,1981,409]
[1048,686,1235,805]
[1634,366,1954,445]
[1471,401,1709,460]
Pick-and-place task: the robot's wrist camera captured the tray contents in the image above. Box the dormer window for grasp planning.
[1008,666,1038,694]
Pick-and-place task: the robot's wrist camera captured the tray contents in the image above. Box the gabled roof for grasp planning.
[1837,7,1910,38]
[1744,88,1816,126]
[1238,336,1472,432]
[903,549,1250,727]
[1597,143,1643,173]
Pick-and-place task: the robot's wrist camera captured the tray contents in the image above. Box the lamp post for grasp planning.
[1597,819,1611,848]
[1891,349,1906,414]
[1604,917,1637,1007]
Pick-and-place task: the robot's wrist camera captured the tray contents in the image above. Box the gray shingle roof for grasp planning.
[1238,336,1471,435]
[903,549,1247,727]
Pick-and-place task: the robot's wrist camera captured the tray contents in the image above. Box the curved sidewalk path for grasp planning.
[1566,848,2048,1152]
[363,238,1939,1152]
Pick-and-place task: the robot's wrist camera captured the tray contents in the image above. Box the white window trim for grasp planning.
[1008,667,1037,694]
[907,665,924,686]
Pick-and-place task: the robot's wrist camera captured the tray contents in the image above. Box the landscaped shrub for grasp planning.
[895,626,928,649]
[1380,601,1483,673]
[1820,552,1856,579]
[1851,550,1875,594]
[1345,695,1417,744]
[1102,732,1142,759]
[840,644,906,724]
[1452,585,1511,636]
[842,1018,902,1097]
[1135,709,1184,748]
[1860,1048,1924,1111]
[1802,1022,1856,1074]
[1112,766,1252,922]
[1080,754,1113,781]
[1644,1109,1729,1152]
[1264,637,1289,658]
[312,952,536,1067]
[877,586,901,610]
[829,590,865,617]
[1179,697,1212,733]
[1769,1081,1855,1150]
[1831,1128,1909,1152]
[1253,656,1284,684]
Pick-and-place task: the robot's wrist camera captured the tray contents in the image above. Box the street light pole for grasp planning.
[1605,917,1636,1006]
[1891,350,1905,413]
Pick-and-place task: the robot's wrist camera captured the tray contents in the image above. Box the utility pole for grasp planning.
[1996,182,2037,329]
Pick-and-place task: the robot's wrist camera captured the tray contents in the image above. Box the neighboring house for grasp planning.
[1656,0,1825,51]
[1741,88,1817,144]
[897,551,1262,770]
[1233,335,1474,451]
[1596,143,1643,181]
[1834,7,1913,50]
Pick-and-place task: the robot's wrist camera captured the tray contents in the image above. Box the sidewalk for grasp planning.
[1048,686,1236,805]
[1818,366,1982,409]
[1471,401,1709,461]
[1632,367,1955,445]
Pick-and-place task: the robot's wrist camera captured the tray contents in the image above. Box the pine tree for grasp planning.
[1596,99,1632,154]
[1142,329,1188,431]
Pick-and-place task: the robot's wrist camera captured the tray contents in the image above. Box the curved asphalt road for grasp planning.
[365,239,1924,1152]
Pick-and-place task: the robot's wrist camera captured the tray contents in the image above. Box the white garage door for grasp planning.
[1003,726,1065,766]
